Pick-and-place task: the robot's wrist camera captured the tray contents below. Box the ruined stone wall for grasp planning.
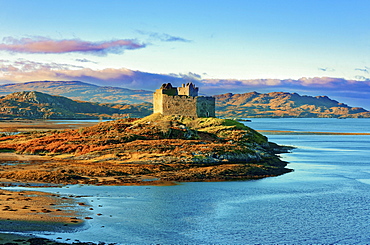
[153,90,164,114]
[154,94,215,117]
[161,94,198,117]
[196,97,216,117]
[153,83,215,117]
[178,85,198,96]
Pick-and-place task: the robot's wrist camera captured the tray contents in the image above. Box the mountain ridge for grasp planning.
[214,91,370,118]
[0,91,151,119]
[0,81,369,118]
[0,81,153,104]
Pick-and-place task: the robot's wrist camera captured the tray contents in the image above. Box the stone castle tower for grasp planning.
[153,83,215,118]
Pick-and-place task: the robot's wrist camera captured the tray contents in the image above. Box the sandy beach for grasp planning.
[0,189,84,225]
[0,120,95,244]
[0,187,88,244]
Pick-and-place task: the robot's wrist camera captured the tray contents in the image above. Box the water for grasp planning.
[49,119,111,124]
[247,117,370,133]
[5,118,370,244]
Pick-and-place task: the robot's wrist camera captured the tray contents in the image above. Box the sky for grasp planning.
[0,0,370,108]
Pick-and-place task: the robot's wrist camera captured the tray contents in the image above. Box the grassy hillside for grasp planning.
[0,91,151,119]
[0,81,152,104]
[1,81,369,118]
[215,92,370,118]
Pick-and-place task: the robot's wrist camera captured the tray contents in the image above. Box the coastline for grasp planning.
[0,118,368,244]
[0,151,292,186]
[0,188,87,244]
[0,117,293,244]
[0,121,93,244]
[0,189,85,227]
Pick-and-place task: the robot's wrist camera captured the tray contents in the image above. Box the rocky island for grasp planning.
[0,114,292,185]
[0,83,293,185]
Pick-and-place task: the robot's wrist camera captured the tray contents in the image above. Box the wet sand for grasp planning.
[0,189,84,225]
[0,120,98,132]
[0,188,87,244]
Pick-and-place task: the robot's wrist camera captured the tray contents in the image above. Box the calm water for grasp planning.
[7,118,370,244]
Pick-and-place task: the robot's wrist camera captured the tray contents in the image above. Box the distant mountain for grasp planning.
[214,92,370,118]
[0,91,151,119]
[0,81,369,118]
[0,81,153,104]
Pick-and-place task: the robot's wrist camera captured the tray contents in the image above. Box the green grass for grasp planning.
[131,114,268,144]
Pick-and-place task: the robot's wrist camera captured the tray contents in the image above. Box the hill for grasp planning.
[0,91,151,119]
[0,81,152,104]
[215,92,370,118]
[0,114,292,184]
[0,81,369,118]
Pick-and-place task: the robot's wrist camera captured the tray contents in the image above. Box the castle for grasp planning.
[153,83,215,118]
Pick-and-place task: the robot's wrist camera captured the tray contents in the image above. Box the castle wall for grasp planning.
[196,97,216,117]
[161,94,198,117]
[153,90,164,114]
[153,83,215,118]
[178,85,198,96]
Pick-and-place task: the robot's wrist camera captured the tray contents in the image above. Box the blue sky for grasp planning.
[0,0,370,108]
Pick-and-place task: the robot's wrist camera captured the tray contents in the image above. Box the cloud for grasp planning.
[354,75,369,81]
[137,30,192,42]
[1,59,370,109]
[355,67,370,74]
[1,59,84,72]
[0,59,185,90]
[75,58,98,64]
[0,64,18,72]
[318,67,335,72]
[0,37,146,55]
[170,72,202,80]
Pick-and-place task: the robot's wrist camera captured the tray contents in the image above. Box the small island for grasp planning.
[0,83,293,186]
[0,113,293,185]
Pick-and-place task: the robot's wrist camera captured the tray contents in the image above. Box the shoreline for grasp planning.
[0,187,99,244]
[0,188,85,229]
[0,147,293,187]
[0,187,87,244]
[0,117,293,244]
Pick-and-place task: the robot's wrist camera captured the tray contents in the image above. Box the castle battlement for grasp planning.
[153,83,215,118]
[178,82,199,96]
